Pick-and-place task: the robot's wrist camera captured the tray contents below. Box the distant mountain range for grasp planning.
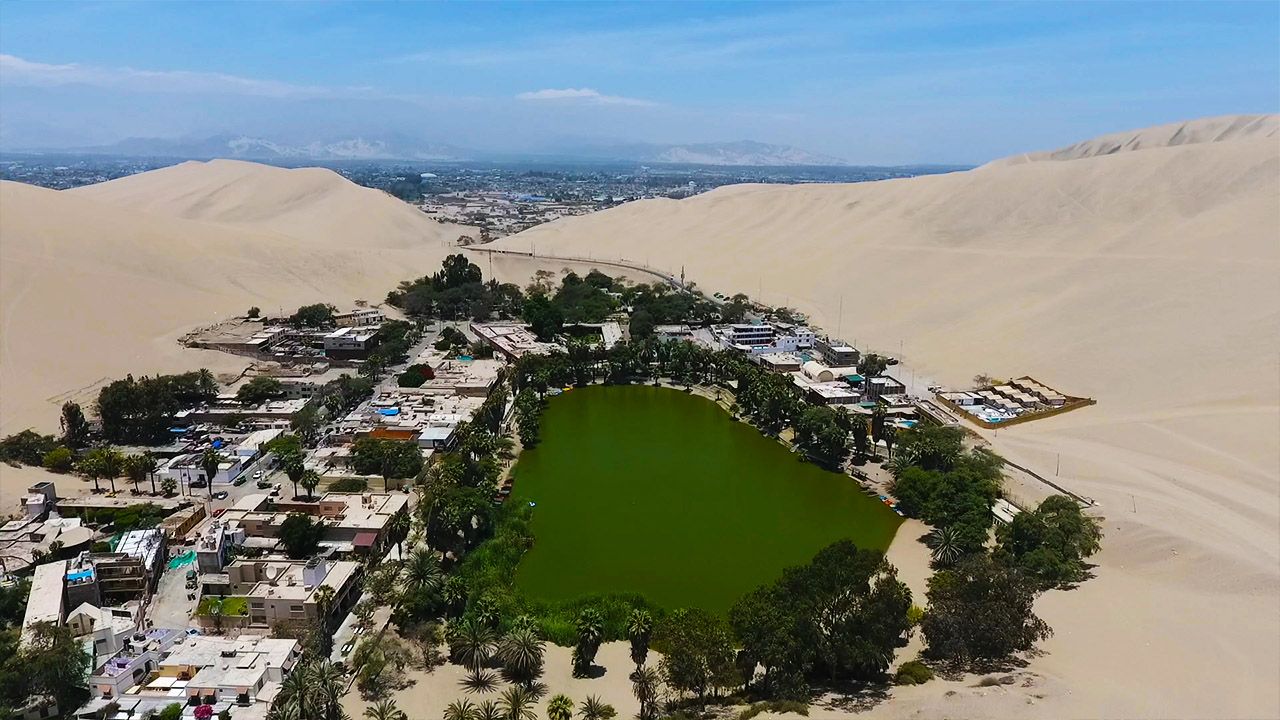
[53,133,470,162]
[9,134,850,167]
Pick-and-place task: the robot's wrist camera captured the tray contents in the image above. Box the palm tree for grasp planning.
[573,608,603,677]
[627,609,653,674]
[497,685,537,720]
[497,627,544,687]
[313,584,336,627]
[405,547,443,594]
[448,618,497,675]
[927,525,963,567]
[474,700,503,720]
[546,695,574,720]
[277,666,313,719]
[632,667,661,720]
[308,661,345,719]
[366,699,408,720]
[300,469,321,500]
[141,451,159,494]
[578,696,616,720]
[389,511,410,558]
[199,448,223,500]
[79,455,103,494]
[442,699,476,720]
[280,449,305,499]
[123,454,149,494]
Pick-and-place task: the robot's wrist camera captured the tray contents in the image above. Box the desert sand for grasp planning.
[491,116,1280,718]
[2,118,1276,717]
[0,160,474,504]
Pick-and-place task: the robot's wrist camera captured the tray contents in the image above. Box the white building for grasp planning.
[716,322,815,355]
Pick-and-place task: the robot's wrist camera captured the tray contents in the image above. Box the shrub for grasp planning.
[736,701,809,720]
[906,604,925,627]
[42,447,75,473]
[0,430,60,465]
[329,477,369,492]
[893,660,933,686]
[397,364,435,388]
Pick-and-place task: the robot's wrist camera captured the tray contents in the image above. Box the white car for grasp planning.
[252,471,263,480]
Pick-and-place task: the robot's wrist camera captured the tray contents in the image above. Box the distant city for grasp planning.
[0,154,968,239]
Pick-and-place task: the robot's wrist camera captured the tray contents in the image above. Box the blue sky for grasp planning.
[1,1,1276,163]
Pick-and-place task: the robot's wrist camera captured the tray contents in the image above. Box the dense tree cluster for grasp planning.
[549,271,618,323]
[994,495,1102,587]
[351,438,425,486]
[288,303,336,328]
[0,621,92,717]
[623,283,726,338]
[890,427,1002,558]
[235,376,284,405]
[279,513,325,559]
[388,254,524,321]
[397,363,435,388]
[0,430,60,466]
[514,388,545,448]
[730,540,912,699]
[921,554,1051,663]
[97,369,218,443]
[792,406,853,469]
[656,608,739,706]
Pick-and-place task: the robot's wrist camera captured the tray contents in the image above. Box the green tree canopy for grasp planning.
[236,376,285,406]
[921,553,1052,665]
[351,438,424,480]
[655,608,738,706]
[523,294,564,342]
[60,401,91,448]
[995,495,1102,587]
[290,303,336,328]
[279,513,325,559]
[730,540,912,697]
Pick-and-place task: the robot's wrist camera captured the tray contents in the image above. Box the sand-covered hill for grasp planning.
[989,113,1278,166]
[70,159,462,250]
[0,161,472,459]
[493,116,1280,718]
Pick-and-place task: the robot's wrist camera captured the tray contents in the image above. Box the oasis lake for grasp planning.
[512,385,902,613]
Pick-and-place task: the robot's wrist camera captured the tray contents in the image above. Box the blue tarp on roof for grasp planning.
[379,408,401,416]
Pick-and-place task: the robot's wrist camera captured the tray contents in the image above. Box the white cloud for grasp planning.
[0,54,341,99]
[516,87,656,107]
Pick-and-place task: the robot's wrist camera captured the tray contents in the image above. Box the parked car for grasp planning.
[189,479,208,489]
[232,477,246,486]
[212,490,229,500]
[256,480,272,489]
[252,471,263,480]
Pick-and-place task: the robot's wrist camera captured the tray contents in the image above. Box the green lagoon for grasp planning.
[512,385,902,613]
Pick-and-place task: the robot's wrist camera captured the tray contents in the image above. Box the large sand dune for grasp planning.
[0,161,473,501]
[493,115,1280,718]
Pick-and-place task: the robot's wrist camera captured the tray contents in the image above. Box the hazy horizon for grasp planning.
[1,1,1278,165]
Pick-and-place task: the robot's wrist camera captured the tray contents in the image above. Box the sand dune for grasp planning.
[989,113,1278,166]
[1,162,473,502]
[71,159,464,250]
[493,116,1280,718]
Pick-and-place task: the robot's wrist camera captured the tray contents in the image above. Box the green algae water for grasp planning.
[512,385,902,613]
